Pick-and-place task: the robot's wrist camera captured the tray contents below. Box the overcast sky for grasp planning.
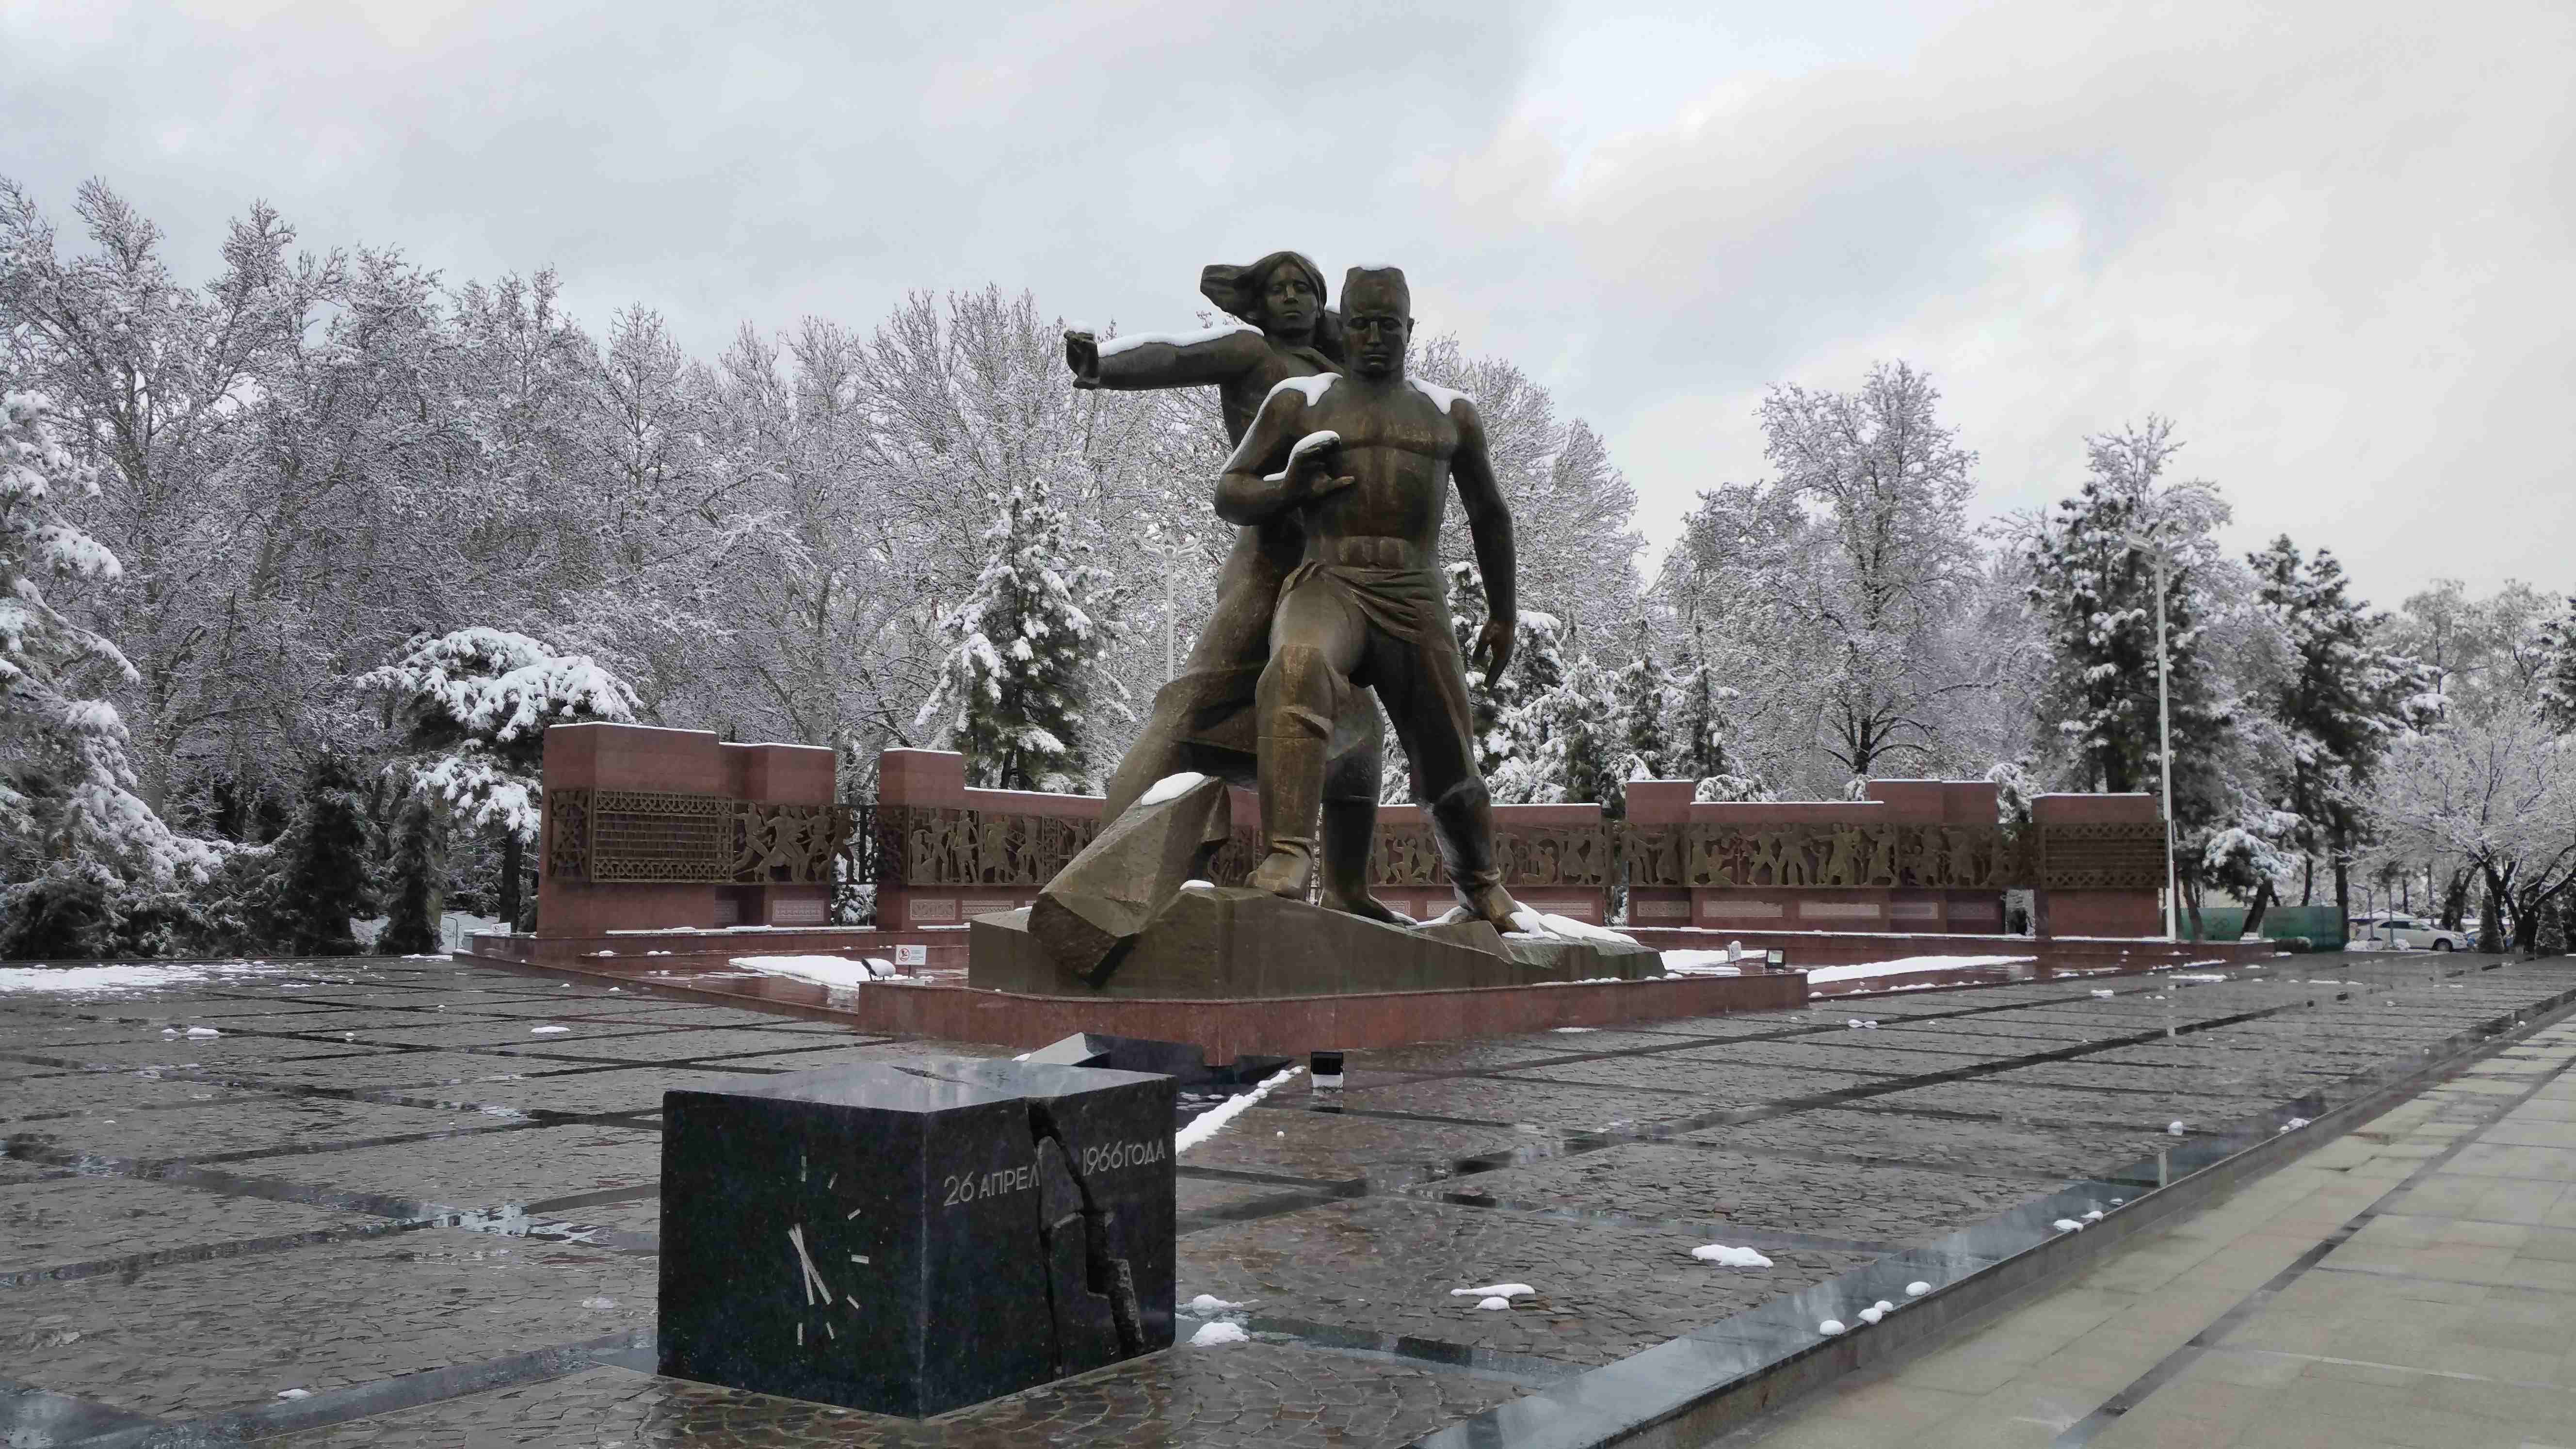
[6,0,2569,610]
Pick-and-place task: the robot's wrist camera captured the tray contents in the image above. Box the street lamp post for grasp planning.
[2127,525,2182,944]
[2149,546,2179,944]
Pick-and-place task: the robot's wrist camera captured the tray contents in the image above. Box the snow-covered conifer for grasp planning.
[278,752,372,957]
[1447,561,1565,785]
[1493,654,1619,808]
[1611,622,1671,786]
[2022,419,2233,797]
[1670,625,1735,785]
[2247,536,2426,918]
[360,628,639,928]
[0,386,217,884]
[916,483,1116,792]
[378,797,442,955]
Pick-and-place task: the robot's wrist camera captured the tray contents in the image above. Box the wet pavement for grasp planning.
[2,951,2569,1447]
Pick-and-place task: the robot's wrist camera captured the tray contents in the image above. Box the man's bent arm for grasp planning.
[1214,388,1315,524]
[1095,326,1267,392]
[1451,400,1516,622]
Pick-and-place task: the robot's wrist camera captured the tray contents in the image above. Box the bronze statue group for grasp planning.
[1064,255,1534,935]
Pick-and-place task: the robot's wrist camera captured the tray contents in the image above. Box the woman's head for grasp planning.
[1200,251,1326,339]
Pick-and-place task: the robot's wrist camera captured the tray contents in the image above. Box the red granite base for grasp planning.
[456,934,1806,1057]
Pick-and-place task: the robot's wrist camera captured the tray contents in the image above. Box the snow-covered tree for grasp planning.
[916,483,1116,792]
[1414,338,1645,647]
[1756,361,1983,779]
[2371,707,2576,953]
[2246,537,2429,921]
[1446,561,1566,786]
[360,628,639,928]
[277,751,371,957]
[1667,624,1735,785]
[0,386,218,885]
[1492,654,1620,809]
[1610,622,1671,784]
[2021,419,2234,796]
[378,796,441,955]
[2536,595,2576,734]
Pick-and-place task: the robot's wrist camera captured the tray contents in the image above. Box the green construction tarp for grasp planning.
[2183,904,2345,951]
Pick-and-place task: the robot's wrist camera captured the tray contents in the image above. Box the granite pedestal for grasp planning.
[658,1058,1176,1417]
[973,885,1664,998]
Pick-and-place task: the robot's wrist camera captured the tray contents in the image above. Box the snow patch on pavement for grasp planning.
[729,955,898,989]
[1805,955,2032,985]
[1175,1066,1303,1152]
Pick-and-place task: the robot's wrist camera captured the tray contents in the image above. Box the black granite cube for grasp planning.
[658,1058,1176,1417]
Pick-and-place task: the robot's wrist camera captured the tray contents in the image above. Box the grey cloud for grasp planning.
[4,0,2566,603]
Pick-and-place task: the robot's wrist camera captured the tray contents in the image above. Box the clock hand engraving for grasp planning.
[787,1223,835,1306]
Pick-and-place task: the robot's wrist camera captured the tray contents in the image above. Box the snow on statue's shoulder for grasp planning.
[1409,377,1472,414]
[1263,373,1337,407]
[1096,322,1260,358]
[1137,772,1210,807]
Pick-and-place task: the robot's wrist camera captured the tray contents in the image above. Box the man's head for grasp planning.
[1201,251,1324,342]
[1341,266,1411,379]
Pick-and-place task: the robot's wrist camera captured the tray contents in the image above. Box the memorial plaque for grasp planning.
[659,1059,1175,1417]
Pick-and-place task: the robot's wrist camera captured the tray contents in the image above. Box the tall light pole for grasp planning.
[2150,545,2179,943]
[1140,523,1186,684]
[2128,525,2181,943]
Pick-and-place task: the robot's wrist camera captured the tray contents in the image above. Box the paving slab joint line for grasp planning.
[1405,973,2576,1449]
[57,1328,653,1449]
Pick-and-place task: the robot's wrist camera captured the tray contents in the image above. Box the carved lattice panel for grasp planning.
[587,789,735,882]
[2039,821,2167,891]
[546,789,592,880]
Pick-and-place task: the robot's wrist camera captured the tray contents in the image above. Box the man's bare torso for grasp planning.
[1277,376,1464,562]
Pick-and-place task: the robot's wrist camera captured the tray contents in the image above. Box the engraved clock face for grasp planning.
[785,1149,871,1350]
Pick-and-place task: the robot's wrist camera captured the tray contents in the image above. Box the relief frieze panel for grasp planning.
[1624,822,2027,890]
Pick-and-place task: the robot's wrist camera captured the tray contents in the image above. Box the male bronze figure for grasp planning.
[1062,253,1394,920]
[1216,265,1526,931]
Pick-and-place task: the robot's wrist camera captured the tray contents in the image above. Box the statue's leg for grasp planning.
[1251,576,1364,901]
[1372,629,1521,931]
[1319,697,1399,922]
[1100,698,1195,822]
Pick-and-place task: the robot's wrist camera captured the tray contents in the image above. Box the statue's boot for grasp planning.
[1250,646,1332,901]
[1319,797,1402,922]
[1316,708,1399,922]
[1428,779,1523,932]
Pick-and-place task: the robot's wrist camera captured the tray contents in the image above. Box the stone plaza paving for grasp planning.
[3,951,2571,1447]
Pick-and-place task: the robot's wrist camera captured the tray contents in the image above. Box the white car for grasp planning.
[2348,914,2473,951]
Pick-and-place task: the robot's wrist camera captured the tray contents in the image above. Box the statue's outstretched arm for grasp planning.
[1068,324,1267,392]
